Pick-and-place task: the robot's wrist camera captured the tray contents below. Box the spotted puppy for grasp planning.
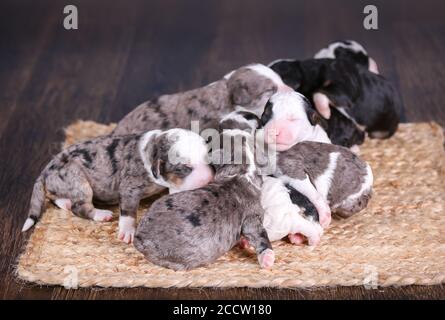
[269,57,401,145]
[113,64,291,136]
[22,129,213,243]
[134,130,274,270]
[314,39,379,74]
[275,141,373,228]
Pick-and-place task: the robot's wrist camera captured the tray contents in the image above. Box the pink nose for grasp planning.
[195,165,214,187]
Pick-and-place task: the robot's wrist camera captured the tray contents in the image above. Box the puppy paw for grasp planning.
[238,237,251,249]
[93,209,113,222]
[54,198,72,211]
[318,205,332,228]
[258,249,275,269]
[118,216,136,244]
[288,233,305,245]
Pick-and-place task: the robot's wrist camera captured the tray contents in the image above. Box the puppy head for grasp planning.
[314,40,379,74]
[311,59,362,120]
[259,91,324,151]
[313,61,400,139]
[219,110,261,133]
[141,129,214,193]
[226,64,292,115]
[210,130,258,181]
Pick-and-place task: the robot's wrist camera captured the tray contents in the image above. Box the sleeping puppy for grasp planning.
[259,91,331,151]
[113,63,291,136]
[22,129,213,243]
[314,39,379,74]
[275,141,373,228]
[134,129,274,270]
[269,58,401,143]
[219,111,323,247]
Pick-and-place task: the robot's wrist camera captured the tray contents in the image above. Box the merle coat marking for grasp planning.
[134,130,274,270]
[113,64,283,136]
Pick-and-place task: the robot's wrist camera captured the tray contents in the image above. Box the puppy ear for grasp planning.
[230,85,251,106]
[269,60,301,90]
[259,100,274,127]
[151,159,165,180]
[305,105,329,131]
[313,92,331,119]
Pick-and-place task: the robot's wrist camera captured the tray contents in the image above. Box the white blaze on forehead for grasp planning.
[246,63,285,87]
[314,40,368,59]
[166,128,208,165]
[269,91,309,120]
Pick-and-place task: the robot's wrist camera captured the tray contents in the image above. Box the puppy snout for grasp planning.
[194,164,214,187]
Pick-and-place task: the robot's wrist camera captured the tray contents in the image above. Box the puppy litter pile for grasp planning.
[16,121,445,288]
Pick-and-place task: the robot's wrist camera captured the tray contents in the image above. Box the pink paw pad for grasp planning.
[288,233,305,245]
[258,249,275,269]
[319,209,332,228]
[238,237,251,249]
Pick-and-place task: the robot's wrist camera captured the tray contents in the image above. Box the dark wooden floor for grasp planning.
[1,0,444,299]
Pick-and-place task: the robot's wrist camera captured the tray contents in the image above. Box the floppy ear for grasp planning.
[305,104,329,131]
[229,82,252,106]
[151,158,165,180]
[313,92,331,119]
[269,60,301,90]
[259,100,274,127]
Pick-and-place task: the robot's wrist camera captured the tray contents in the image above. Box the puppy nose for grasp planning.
[195,164,214,186]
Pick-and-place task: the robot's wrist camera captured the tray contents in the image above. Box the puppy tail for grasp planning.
[22,175,46,232]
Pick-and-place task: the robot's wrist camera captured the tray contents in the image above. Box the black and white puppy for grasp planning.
[314,40,379,74]
[258,91,331,151]
[269,57,401,143]
[134,129,274,270]
[22,129,213,243]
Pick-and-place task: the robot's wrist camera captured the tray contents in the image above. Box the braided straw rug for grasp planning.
[16,121,445,288]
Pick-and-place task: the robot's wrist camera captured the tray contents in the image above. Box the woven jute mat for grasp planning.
[16,121,445,288]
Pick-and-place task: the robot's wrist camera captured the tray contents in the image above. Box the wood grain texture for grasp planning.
[0,0,444,299]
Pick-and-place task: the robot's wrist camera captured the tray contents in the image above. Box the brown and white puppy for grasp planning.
[314,40,379,74]
[113,64,291,136]
[134,129,274,271]
[275,141,373,228]
[259,91,331,151]
[22,129,213,243]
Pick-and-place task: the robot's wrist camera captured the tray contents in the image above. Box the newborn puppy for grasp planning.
[259,91,331,151]
[275,141,373,227]
[219,111,323,246]
[261,176,323,246]
[113,64,290,136]
[314,39,379,74]
[134,129,274,270]
[22,129,213,243]
[269,58,401,142]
